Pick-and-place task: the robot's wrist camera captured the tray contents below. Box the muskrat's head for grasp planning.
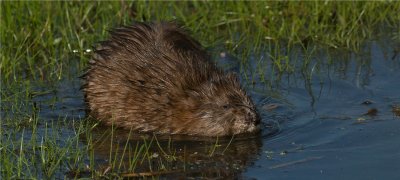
[175,73,261,136]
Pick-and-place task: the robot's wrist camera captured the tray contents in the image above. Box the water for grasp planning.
[2,37,399,179]
[243,40,400,179]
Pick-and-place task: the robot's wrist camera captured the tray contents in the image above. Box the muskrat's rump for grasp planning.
[83,22,260,137]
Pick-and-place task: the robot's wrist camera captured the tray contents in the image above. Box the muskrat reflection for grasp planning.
[80,127,262,179]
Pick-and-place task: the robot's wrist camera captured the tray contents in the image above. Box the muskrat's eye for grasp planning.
[222,105,230,109]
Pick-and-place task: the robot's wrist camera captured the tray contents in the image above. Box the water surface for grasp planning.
[243,39,400,179]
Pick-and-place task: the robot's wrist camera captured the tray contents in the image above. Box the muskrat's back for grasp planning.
[83,22,260,137]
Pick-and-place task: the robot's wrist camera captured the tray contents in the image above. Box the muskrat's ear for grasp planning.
[160,22,204,53]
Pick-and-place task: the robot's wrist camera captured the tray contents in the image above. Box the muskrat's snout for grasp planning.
[245,109,261,126]
[254,111,261,125]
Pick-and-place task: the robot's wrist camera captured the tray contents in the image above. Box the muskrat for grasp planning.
[83,22,260,137]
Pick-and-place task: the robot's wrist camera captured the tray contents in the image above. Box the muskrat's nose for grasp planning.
[254,112,261,125]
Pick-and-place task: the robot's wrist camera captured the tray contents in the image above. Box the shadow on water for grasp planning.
[2,34,400,179]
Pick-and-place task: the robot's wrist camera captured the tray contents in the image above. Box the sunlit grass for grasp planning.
[1,1,399,81]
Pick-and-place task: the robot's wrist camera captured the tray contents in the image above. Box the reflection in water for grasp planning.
[79,126,264,178]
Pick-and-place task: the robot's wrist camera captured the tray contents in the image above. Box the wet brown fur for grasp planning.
[83,22,260,137]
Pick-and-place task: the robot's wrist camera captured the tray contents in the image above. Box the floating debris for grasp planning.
[263,103,280,111]
[392,105,400,117]
[269,156,323,169]
[364,108,378,116]
[361,99,374,105]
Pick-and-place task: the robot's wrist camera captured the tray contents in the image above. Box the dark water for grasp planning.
[4,38,399,179]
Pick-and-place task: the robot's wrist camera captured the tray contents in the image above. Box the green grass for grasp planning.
[1,1,399,81]
[1,1,400,179]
